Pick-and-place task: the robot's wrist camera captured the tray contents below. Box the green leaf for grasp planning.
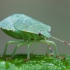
[0,54,70,70]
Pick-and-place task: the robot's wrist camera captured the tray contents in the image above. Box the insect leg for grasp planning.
[27,42,34,59]
[40,40,58,56]
[11,41,29,57]
[3,40,24,56]
[30,34,39,54]
[46,44,53,55]
[46,40,58,56]
[31,43,39,54]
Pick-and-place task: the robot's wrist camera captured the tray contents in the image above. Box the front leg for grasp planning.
[40,40,58,57]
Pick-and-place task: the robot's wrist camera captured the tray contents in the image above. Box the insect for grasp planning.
[0,14,70,60]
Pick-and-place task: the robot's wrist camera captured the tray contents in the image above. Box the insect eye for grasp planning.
[38,33,42,36]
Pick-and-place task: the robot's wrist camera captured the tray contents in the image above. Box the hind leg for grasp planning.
[3,40,24,56]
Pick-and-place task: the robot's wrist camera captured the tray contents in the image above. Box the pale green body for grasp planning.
[0,14,58,59]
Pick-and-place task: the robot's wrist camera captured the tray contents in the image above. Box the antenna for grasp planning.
[52,36,70,46]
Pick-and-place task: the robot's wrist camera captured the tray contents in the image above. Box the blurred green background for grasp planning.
[0,0,70,55]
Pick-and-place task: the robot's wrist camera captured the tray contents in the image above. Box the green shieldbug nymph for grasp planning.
[0,14,70,60]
